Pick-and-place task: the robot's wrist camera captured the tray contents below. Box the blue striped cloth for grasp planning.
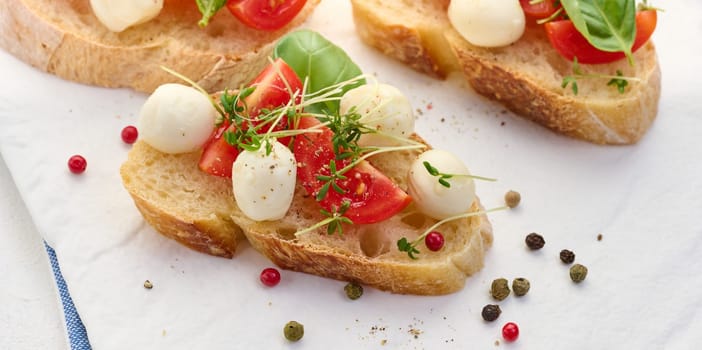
[45,243,92,350]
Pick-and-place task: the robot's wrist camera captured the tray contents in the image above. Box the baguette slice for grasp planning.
[0,0,319,93]
[121,137,493,295]
[350,0,662,144]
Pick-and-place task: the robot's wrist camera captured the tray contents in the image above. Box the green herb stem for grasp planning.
[336,144,427,176]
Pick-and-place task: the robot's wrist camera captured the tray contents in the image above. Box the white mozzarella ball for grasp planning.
[90,0,163,32]
[448,0,526,47]
[232,141,297,221]
[138,84,217,154]
[339,83,414,147]
[408,149,476,220]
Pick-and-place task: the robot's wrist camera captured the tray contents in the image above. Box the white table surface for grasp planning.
[2,1,702,349]
[0,155,67,350]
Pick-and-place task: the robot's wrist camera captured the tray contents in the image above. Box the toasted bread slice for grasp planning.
[120,137,493,295]
[0,0,319,93]
[350,0,661,144]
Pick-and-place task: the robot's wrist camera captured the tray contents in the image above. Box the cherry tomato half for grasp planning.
[227,0,307,31]
[199,58,303,177]
[544,10,657,64]
[293,117,412,224]
[519,0,560,23]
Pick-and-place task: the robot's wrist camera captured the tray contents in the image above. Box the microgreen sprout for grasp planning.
[397,206,509,259]
[562,59,640,95]
[315,160,348,201]
[423,161,497,188]
[294,200,354,237]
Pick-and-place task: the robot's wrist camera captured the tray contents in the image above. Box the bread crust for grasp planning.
[0,0,319,93]
[242,201,492,295]
[350,0,661,144]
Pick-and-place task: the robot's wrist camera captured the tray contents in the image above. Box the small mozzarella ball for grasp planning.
[232,141,297,221]
[138,84,217,154]
[339,83,414,147]
[90,0,163,32]
[448,0,526,47]
[408,149,476,220]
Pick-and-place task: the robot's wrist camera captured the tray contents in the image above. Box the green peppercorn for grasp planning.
[560,249,575,264]
[344,282,363,300]
[504,190,521,208]
[490,278,510,301]
[481,304,501,322]
[570,264,588,283]
[525,232,545,250]
[283,321,304,342]
[512,278,530,297]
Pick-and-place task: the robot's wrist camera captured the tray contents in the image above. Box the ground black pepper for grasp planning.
[525,233,545,250]
[560,249,575,264]
[481,304,502,322]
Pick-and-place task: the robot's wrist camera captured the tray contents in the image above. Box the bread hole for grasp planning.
[157,190,169,199]
[401,212,428,229]
[359,228,391,258]
[276,226,298,241]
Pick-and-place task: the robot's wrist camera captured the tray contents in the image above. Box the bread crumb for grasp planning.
[495,340,500,346]
[380,339,387,346]
[597,233,603,241]
[408,328,422,339]
[162,329,167,336]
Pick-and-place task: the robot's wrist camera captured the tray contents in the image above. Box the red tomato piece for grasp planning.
[198,122,240,177]
[227,0,307,31]
[544,10,657,64]
[519,0,559,23]
[198,58,303,177]
[294,117,412,224]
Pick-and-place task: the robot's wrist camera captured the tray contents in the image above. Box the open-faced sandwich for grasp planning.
[350,0,661,144]
[0,0,319,92]
[120,30,496,295]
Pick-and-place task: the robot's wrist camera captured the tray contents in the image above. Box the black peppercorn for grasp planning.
[560,249,575,264]
[481,304,501,322]
[525,233,545,250]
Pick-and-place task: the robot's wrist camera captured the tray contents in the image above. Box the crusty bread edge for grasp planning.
[119,143,244,258]
[0,0,319,93]
[242,200,493,295]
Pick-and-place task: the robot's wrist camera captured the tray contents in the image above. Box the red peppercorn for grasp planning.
[424,231,445,251]
[121,125,139,144]
[502,322,519,342]
[67,155,87,174]
[260,267,281,287]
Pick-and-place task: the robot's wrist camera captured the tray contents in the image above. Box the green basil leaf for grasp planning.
[273,30,364,115]
[196,0,227,27]
[560,0,637,64]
